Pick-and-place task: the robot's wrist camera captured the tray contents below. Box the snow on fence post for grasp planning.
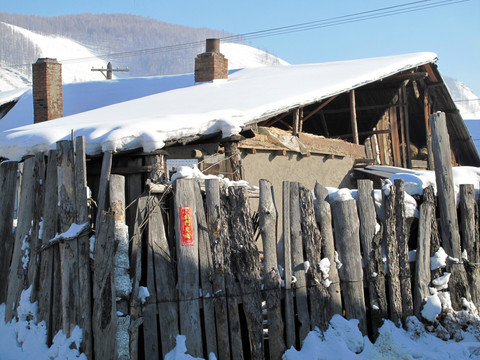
[356,179,387,337]
[282,181,296,349]
[289,182,310,343]
[313,182,342,319]
[259,179,286,359]
[174,178,203,358]
[394,179,414,324]
[299,184,330,332]
[109,174,131,360]
[331,196,367,335]
[414,186,434,319]
[205,179,231,360]
[430,111,470,309]
[228,185,263,360]
[193,181,218,357]
[384,185,402,326]
[0,160,19,305]
[459,184,480,310]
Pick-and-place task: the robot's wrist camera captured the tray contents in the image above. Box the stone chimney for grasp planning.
[195,39,228,83]
[32,58,63,124]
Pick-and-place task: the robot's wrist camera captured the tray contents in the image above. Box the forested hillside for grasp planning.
[0,13,232,78]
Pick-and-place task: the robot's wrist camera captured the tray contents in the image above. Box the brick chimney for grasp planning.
[32,58,63,124]
[195,39,228,83]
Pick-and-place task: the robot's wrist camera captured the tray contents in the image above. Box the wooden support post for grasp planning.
[414,186,434,319]
[430,112,470,309]
[390,107,401,167]
[95,151,113,235]
[299,107,304,133]
[331,197,367,335]
[384,186,402,326]
[460,184,480,311]
[350,90,359,145]
[0,160,19,305]
[357,180,387,337]
[398,87,407,168]
[299,184,330,331]
[224,141,243,181]
[394,179,414,323]
[174,179,203,357]
[228,186,263,360]
[259,179,286,359]
[424,89,434,170]
[402,83,412,168]
[282,181,296,349]
[205,179,231,360]
[289,182,310,343]
[293,108,300,136]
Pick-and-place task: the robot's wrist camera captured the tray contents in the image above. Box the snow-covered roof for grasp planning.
[0,52,437,160]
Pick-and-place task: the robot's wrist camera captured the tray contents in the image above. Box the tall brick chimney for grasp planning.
[195,39,228,83]
[32,58,63,124]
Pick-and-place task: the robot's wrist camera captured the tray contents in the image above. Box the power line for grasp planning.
[1,0,469,68]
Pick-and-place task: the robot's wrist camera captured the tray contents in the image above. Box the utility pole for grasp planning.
[91,62,129,80]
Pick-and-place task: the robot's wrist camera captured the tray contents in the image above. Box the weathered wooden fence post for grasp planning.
[174,178,203,357]
[282,181,296,349]
[357,179,387,336]
[205,179,231,360]
[289,182,310,343]
[414,186,434,319]
[0,160,19,305]
[259,179,285,359]
[430,111,470,309]
[228,186,263,360]
[299,184,330,331]
[331,196,367,335]
[460,184,480,310]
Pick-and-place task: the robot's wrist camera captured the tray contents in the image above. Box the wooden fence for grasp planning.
[0,113,479,360]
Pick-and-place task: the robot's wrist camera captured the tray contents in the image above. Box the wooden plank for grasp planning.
[350,90,359,144]
[75,137,93,359]
[95,150,113,235]
[394,179,414,323]
[282,181,296,349]
[430,112,470,309]
[289,182,310,343]
[220,185,244,360]
[424,89,434,170]
[205,179,231,360]
[460,184,480,311]
[0,160,19,304]
[259,179,285,359]
[313,183,342,318]
[37,151,57,345]
[149,194,179,358]
[356,180,387,337]
[194,182,218,358]
[174,179,203,357]
[299,184,330,331]
[129,194,147,360]
[414,186,433,319]
[5,156,37,320]
[384,187,402,326]
[331,198,367,335]
[390,107,401,167]
[402,84,412,168]
[126,157,143,241]
[398,87,407,168]
[228,186,263,360]
[56,140,80,337]
[92,211,117,359]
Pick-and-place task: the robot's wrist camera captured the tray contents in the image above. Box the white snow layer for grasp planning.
[0,52,437,161]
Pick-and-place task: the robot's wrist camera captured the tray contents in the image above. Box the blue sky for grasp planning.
[2,0,480,95]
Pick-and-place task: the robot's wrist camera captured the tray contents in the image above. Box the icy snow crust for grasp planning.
[0,52,436,160]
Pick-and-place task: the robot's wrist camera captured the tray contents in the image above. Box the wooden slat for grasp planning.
[282,181,296,349]
[92,211,117,359]
[259,179,285,359]
[228,186,263,360]
[174,179,203,357]
[331,198,367,335]
[289,182,310,343]
[194,182,218,358]
[299,184,330,331]
[205,179,231,360]
[350,90,359,144]
[95,150,113,235]
[0,160,19,304]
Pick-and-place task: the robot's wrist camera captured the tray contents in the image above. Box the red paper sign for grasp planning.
[179,207,194,246]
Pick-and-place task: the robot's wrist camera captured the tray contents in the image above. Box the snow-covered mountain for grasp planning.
[444,76,480,120]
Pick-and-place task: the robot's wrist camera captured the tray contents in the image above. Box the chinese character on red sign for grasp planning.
[179,207,194,246]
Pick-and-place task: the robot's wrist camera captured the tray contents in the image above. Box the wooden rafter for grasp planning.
[424,64,438,83]
[302,95,338,123]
